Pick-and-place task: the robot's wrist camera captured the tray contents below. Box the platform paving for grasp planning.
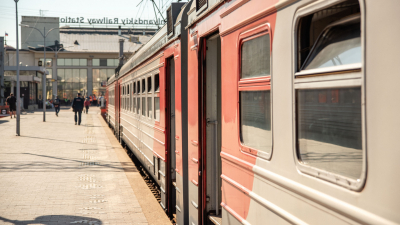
[0,108,171,225]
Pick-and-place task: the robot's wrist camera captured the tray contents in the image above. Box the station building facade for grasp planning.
[4,16,156,106]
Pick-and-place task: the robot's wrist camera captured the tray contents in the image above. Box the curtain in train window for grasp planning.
[296,88,362,179]
[241,34,270,79]
[240,91,271,152]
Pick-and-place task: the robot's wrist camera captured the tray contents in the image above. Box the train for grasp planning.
[106,0,400,224]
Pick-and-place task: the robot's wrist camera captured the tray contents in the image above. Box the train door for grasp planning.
[200,33,222,224]
[165,57,177,218]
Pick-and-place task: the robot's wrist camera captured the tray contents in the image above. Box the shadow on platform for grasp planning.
[0,215,103,224]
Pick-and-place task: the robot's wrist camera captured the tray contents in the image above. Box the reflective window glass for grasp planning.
[80,59,87,66]
[73,69,80,82]
[142,97,145,116]
[155,74,160,92]
[240,91,271,153]
[57,58,65,66]
[302,16,361,70]
[133,97,136,113]
[241,34,270,79]
[57,69,65,81]
[100,59,107,66]
[65,69,73,82]
[154,97,160,121]
[147,97,152,118]
[93,59,100,66]
[137,98,140,114]
[65,59,72,66]
[107,59,114,67]
[296,87,362,179]
[147,77,152,92]
[80,69,87,82]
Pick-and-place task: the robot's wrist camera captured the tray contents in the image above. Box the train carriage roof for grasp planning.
[107,2,188,86]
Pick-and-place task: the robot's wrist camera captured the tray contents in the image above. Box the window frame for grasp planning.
[237,23,273,161]
[292,0,366,191]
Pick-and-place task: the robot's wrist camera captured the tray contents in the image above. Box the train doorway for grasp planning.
[200,33,222,224]
[166,56,177,218]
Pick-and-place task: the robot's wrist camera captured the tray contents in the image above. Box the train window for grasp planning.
[147,97,152,118]
[154,97,160,121]
[241,34,270,79]
[137,98,140,114]
[147,77,152,92]
[142,79,146,93]
[137,81,140,93]
[155,74,160,92]
[238,30,272,159]
[128,84,131,112]
[294,0,365,190]
[240,91,271,153]
[133,97,136,114]
[301,15,361,71]
[133,82,136,94]
[296,0,361,73]
[297,87,362,179]
[142,97,146,116]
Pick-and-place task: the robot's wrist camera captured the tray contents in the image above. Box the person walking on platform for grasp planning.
[84,98,90,114]
[6,93,17,119]
[71,93,84,125]
[54,96,61,116]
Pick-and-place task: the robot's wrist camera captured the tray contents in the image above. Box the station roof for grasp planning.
[58,27,155,53]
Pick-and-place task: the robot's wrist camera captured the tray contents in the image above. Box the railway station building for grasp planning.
[3,16,156,108]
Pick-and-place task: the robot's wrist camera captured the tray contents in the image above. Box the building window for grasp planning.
[294,0,364,188]
[57,69,87,100]
[40,58,52,67]
[92,69,114,97]
[57,58,87,66]
[92,58,119,67]
[239,32,272,158]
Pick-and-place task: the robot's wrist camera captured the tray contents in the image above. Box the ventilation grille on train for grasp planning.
[196,0,207,11]
[167,8,173,36]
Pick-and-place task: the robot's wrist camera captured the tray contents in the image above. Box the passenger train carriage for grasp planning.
[106,0,400,224]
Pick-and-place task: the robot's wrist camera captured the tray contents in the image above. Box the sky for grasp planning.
[0,0,176,48]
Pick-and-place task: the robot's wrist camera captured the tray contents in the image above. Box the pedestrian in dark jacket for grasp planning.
[6,93,17,119]
[54,96,61,116]
[71,93,84,125]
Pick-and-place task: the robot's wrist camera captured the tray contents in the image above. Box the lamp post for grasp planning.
[36,45,73,101]
[19,24,69,122]
[14,0,21,135]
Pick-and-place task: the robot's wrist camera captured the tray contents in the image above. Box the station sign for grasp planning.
[60,17,166,26]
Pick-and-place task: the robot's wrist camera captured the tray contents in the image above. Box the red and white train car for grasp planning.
[107,0,400,224]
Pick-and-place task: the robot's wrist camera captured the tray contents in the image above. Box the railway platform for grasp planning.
[0,108,171,225]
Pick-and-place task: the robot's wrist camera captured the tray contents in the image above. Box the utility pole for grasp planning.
[43,27,46,122]
[0,37,4,106]
[20,25,69,122]
[15,0,21,136]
